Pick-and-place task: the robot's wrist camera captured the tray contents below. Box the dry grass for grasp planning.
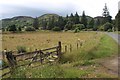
[2,31,100,52]
[2,31,119,78]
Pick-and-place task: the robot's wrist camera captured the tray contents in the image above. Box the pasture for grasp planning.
[2,31,119,78]
[2,31,99,52]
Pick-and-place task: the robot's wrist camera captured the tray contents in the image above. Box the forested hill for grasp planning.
[1,13,92,29]
[1,14,59,28]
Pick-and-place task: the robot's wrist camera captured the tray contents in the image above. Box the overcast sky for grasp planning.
[0,0,119,19]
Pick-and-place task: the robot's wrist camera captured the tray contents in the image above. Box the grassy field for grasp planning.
[2,31,119,78]
[2,31,98,52]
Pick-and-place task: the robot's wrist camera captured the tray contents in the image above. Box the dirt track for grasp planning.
[99,32,119,76]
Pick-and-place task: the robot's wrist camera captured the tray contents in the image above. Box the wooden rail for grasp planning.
[1,41,62,78]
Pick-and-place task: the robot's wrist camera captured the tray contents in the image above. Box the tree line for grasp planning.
[2,4,120,32]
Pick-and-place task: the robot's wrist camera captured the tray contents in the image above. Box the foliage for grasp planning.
[17,46,27,53]
[65,21,74,30]
[93,26,98,31]
[74,12,80,24]
[74,27,80,33]
[103,22,113,31]
[73,24,85,30]
[52,27,61,31]
[115,10,120,31]
[102,3,110,17]
[81,11,87,28]
[18,27,22,31]
[88,18,94,29]
[40,19,47,30]
[47,16,55,30]
[69,13,75,23]
[99,26,104,31]
[25,26,36,31]
[2,28,5,32]
[102,3,112,24]
[8,25,17,32]
[107,29,112,32]
[56,16,66,30]
[33,17,39,29]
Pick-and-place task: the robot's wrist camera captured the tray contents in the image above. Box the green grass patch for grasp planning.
[61,33,118,63]
[88,34,118,59]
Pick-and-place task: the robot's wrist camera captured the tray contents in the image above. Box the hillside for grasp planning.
[2,16,34,28]
[38,14,59,20]
[1,14,60,28]
[1,14,93,30]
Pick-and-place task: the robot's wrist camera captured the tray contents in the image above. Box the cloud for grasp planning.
[0,0,119,19]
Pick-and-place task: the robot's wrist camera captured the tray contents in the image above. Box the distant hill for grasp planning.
[1,14,60,28]
[1,14,93,29]
[2,16,34,28]
[38,14,59,20]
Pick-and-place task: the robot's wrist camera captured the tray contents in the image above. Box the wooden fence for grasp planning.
[1,41,62,78]
[63,40,84,53]
[1,40,84,78]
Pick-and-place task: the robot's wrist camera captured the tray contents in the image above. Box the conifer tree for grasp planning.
[57,16,65,30]
[102,3,112,23]
[70,13,75,23]
[74,12,80,24]
[81,11,87,28]
[115,10,120,31]
[33,17,39,29]
[88,18,94,29]
[47,16,55,30]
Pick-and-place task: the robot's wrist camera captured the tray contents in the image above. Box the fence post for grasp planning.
[6,51,17,67]
[80,42,82,47]
[77,43,78,49]
[6,51,17,74]
[57,41,61,59]
[39,50,43,64]
[70,44,72,52]
[2,49,7,60]
[65,45,67,53]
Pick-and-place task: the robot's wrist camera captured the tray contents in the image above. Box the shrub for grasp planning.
[103,22,113,31]
[52,27,61,31]
[65,21,74,30]
[18,27,22,31]
[72,24,85,30]
[99,26,104,31]
[2,28,5,32]
[25,27,35,31]
[17,46,27,53]
[93,26,98,31]
[107,29,112,32]
[74,27,80,33]
[8,25,17,32]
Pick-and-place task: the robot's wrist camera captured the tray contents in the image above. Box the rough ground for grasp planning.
[99,32,120,76]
